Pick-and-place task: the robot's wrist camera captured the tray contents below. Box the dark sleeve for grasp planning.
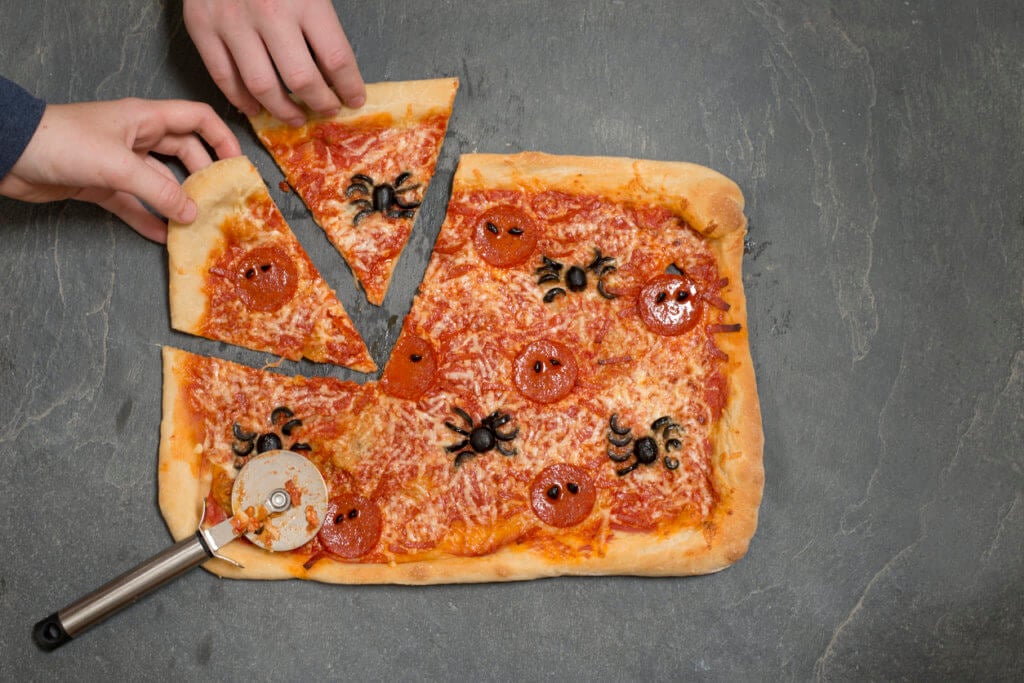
[0,75,47,179]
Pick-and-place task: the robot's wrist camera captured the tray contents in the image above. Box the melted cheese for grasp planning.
[182,187,733,564]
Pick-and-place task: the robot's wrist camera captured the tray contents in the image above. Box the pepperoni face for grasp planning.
[381,335,437,401]
[472,206,538,268]
[637,273,703,336]
[512,339,578,403]
[318,493,383,559]
[530,464,597,528]
[233,246,298,312]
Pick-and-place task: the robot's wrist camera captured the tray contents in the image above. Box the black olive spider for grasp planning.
[345,172,421,225]
[535,249,618,303]
[231,405,311,468]
[605,413,683,476]
[443,406,520,467]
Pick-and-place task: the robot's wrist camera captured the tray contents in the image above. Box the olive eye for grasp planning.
[334,508,360,524]
[245,263,273,278]
[532,358,564,373]
[546,482,579,499]
[486,221,525,236]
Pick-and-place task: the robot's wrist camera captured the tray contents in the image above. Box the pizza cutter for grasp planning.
[32,450,328,651]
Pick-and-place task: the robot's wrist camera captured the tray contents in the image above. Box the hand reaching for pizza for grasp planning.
[0,99,241,243]
[184,0,366,126]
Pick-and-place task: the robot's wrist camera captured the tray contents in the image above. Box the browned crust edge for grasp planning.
[158,347,208,542]
[249,78,460,134]
[453,152,747,239]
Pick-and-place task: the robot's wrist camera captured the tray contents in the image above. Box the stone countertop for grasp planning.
[1,1,1021,679]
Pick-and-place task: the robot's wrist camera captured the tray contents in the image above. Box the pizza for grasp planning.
[158,151,764,583]
[167,156,375,372]
[249,78,459,306]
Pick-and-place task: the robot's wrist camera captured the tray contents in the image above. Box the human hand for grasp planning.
[0,98,241,243]
[183,0,366,126]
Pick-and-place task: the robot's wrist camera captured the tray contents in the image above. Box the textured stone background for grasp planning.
[1,1,1021,679]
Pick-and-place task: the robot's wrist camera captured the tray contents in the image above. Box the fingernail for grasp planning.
[349,94,366,108]
[287,117,306,128]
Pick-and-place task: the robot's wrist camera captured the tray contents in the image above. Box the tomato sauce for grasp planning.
[182,178,737,564]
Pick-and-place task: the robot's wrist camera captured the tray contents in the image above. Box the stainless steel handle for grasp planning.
[33,533,211,651]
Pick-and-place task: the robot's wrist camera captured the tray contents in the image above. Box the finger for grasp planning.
[150,133,214,173]
[184,1,262,117]
[142,154,181,183]
[131,100,241,161]
[90,189,169,244]
[262,21,341,115]
[102,152,196,224]
[303,3,365,108]
[191,33,262,117]
[221,29,307,125]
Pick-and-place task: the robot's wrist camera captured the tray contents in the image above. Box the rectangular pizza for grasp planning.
[158,151,764,583]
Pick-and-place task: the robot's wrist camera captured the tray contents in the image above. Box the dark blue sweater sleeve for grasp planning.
[0,76,46,179]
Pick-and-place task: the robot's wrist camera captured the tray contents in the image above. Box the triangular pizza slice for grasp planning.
[249,78,458,305]
[167,156,376,372]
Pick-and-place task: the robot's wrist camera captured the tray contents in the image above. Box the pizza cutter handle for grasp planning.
[32,532,213,651]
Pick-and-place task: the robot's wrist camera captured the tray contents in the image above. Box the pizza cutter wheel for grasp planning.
[32,450,328,651]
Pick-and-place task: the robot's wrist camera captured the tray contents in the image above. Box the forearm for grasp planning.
[0,76,46,179]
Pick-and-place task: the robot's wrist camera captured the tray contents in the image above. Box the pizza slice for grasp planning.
[249,78,459,305]
[167,156,376,372]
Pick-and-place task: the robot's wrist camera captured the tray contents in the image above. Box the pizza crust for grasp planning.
[455,152,747,239]
[249,78,460,135]
[158,347,208,541]
[158,152,763,583]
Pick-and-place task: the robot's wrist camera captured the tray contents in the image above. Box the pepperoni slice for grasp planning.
[472,206,538,268]
[381,335,437,401]
[637,273,703,336]
[318,493,382,559]
[233,246,298,312]
[704,370,727,421]
[512,339,578,404]
[530,464,597,528]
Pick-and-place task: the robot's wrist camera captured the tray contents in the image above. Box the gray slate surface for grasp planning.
[1,1,1021,680]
